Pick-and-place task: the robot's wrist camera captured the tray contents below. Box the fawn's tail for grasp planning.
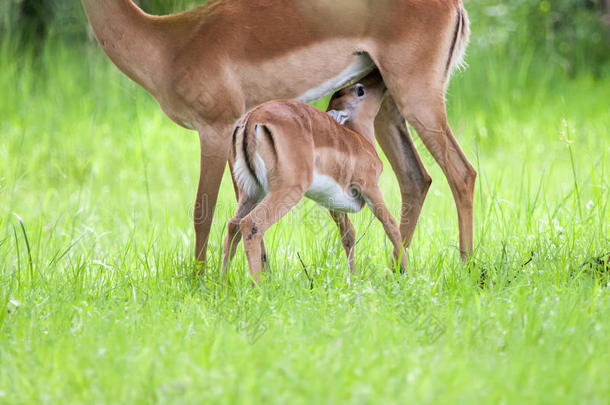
[231,119,277,198]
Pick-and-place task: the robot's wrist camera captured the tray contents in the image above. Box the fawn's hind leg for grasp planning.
[222,193,258,272]
[240,186,306,283]
[330,211,357,275]
[362,186,408,273]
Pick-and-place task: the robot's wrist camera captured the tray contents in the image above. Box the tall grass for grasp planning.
[0,12,609,404]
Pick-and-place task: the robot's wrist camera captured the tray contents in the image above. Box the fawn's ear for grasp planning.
[327,109,350,125]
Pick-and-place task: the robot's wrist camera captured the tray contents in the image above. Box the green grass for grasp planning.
[0,35,609,404]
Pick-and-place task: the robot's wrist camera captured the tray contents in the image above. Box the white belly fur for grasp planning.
[305,172,363,213]
[235,165,362,212]
[296,53,375,103]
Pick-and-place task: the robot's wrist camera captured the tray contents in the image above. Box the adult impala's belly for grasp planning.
[295,52,375,103]
[236,40,375,108]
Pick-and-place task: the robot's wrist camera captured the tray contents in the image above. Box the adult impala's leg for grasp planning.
[374,3,475,260]
[375,94,432,247]
[407,95,475,260]
[194,125,231,268]
[363,186,408,274]
[330,211,357,274]
[381,72,476,260]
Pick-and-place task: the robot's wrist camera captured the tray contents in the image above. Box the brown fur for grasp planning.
[223,71,407,282]
[82,0,475,266]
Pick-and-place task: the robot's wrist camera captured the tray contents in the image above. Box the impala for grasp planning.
[223,71,406,281]
[81,0,475,267]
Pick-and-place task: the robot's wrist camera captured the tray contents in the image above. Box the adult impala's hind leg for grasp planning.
[330,211,357,274]
[240,186,306,283]
[375,4,475,259]
[385,76,476,259]
[375,94,432,247]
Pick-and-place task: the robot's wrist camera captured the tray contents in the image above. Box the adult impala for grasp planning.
[224,71,406,281]
[82,0,475,266]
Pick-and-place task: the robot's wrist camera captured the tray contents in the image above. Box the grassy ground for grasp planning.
[0,34,609,403]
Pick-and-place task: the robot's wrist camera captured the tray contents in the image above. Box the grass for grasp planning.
[0,32,609,403]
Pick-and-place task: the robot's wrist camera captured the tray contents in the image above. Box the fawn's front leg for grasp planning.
[363,186,408,274]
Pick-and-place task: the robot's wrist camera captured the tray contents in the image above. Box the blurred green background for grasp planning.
[1,1,609,403]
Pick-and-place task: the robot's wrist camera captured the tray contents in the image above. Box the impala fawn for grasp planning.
[222,70,407,282]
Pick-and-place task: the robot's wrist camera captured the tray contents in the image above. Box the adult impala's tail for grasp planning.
[446,5,471,76]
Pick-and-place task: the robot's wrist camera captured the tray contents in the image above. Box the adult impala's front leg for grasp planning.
[375,95,432,247]
[194,124,232,269]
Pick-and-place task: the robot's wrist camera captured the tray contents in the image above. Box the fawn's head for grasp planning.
[326,69,386,140]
